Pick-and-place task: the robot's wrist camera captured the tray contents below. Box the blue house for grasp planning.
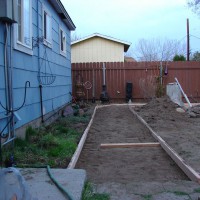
[0,0,75,142]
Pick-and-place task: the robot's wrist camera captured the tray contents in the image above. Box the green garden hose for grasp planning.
[47,165,74,200]
[17,164,74,200]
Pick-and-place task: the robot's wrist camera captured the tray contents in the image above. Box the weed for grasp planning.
[39,134,58,148]
[173,191,188,196]
[25,126,37,142]
[82,182,110,200]
[1,107,93,168]
[54,125,69,134]
[15,138,28,148]
[142,194,152,200]
[67,115,90,124]
[194,188,200,193]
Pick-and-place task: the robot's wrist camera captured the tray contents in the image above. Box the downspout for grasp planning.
[39,85,44,123]
[4,23,9,113]
[9,24,15,141]
[3,23,12,138]
[37,0,44,123]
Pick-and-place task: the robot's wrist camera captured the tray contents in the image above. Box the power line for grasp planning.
[190,34,200,40]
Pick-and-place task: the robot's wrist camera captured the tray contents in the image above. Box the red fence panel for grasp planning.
[72,61,200,102]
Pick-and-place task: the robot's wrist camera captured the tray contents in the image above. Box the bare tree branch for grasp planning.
[134,38,186,61]
[187,0,200,15]
[71,32,82,42]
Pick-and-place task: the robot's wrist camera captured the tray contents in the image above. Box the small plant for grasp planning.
[39,134,58,148]
[173,191,188,196]
[82,182,110,200]
[155,83,165,98]
[194,188,200,193]
[142,194,152,200]
[25,126,38,142]
[139,75,157,99]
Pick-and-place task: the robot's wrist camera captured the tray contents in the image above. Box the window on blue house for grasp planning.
[60,27,66,56]
[14,0,32,54]
[43,6,52,48]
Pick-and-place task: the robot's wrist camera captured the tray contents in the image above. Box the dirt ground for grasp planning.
[76,105,188,184]
[75,101,200,199]
[135,96,200,174]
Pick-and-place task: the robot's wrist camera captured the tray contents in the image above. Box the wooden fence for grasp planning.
[72,61,200,102]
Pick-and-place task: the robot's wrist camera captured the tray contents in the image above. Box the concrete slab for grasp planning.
[125,181,165,195]
[94,182,143,200]
[189,193,200,200]
[162,180,200,194]
[20,168,87,200]
[0,168,36,200]
[0,167,86,200]
[152,192,190,200]
[93,181,200,200]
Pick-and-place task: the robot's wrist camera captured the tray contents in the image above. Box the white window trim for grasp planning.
[42,5,52,48]
[13,0,33,55]
[59,26,67,57]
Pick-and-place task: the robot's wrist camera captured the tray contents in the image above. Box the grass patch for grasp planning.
[2,112,91,168]
[194,188,200,193]
[82,182,110,200]
[173,191,188,196]
[142,194,152,200]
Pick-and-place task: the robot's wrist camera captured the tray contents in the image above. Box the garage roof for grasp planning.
[71,33,131,52]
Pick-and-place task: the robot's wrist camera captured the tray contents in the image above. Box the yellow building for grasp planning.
[71,33,131,63]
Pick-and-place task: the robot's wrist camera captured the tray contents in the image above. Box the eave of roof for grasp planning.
[71,33,131,52]
[49,0,76,31]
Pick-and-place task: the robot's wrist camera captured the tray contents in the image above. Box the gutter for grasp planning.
[48,0,76,30]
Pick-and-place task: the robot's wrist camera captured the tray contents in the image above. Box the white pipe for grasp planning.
[175,77,192,108]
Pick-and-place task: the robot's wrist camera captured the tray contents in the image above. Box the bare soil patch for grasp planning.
[76,105,188,184]
[135,96,200,174]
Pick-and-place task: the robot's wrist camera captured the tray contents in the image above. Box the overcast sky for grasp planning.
[61,0,200,58]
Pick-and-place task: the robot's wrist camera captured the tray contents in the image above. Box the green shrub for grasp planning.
[173,54,186,61]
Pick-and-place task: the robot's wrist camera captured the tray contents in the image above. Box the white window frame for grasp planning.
[42,5,52,48]
[59,27,67,57]
[13,0,32,55]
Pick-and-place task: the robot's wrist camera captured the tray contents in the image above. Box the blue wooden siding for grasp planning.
[0,0,72,130]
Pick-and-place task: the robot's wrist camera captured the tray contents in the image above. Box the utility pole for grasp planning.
[187,18,190,61]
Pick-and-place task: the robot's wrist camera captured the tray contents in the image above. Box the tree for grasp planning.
[191,51,200,61]
[71,32,82,42]
[187,0,200,15]
[173,54,186,61]
[134,38,186,62]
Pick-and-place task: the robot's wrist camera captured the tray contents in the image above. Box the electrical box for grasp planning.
[0,0,18,23]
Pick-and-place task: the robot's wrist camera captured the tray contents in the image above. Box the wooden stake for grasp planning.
[100,142,160,148]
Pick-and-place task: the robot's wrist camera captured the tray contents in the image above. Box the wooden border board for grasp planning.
[100,142,160,148]
[68,106,97,169]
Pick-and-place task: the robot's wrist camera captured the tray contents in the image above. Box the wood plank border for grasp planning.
[68,106,97,169]
[68,104,142,168]
[97,103,146,109]
[128,105,200,183]
[100,142,160,148]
